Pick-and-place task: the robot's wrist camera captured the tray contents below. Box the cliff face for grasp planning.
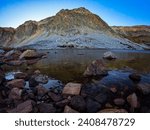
[0,7,146,49]
[112,26,150,45]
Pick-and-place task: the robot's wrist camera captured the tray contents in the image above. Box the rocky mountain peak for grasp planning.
[56,7,91,15]
[0,7,147,50]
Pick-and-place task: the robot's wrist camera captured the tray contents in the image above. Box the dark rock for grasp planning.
[95,93,108,104]
[14,72,28,80]
[137,83,150,95]
[7,100,35,113]
[7,79,25,89]
[8,88,22,100]
[86,98,101,113]
[38,103,56,113]
[103,51,117,60]
[29,76,39,87]
[99,108,128,113]
[129,73,141,82]
[83,59,108,77]
[36,85,48,96]
[55,99,70,108]
[70,95,86,112]
[48,92,62,102]
[81,84,108,97]
[29,74,48,87]
[0,68,5,84]
[62,82,82,95]
[113,98,125,106]
[64,105,79,113]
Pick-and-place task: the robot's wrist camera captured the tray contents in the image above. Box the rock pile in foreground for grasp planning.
[0,49,150,113]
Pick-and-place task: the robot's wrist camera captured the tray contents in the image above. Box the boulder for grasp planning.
[103,51,117,60]
[55,99,70,108]
[34,74,49,84]
[137,83,150,95]
[14,72,28,80]
[129,73,141,82]
[99,108,128,113]
[36,85,48,96]
[48,92,62,102]
[83,59,108,77]
[113,98,125,106]
[70,95,86,112]
[29,74,48,87]
[38,103,56,113]
[8,87,22,100]
[127,93,138,109]
[4,50,22,60]
[62,82,82,95]
[64,105,79,113]
[7,79,25,89]
[8,100,35,113]
[86,98,101,113]
[19,50,42,59]
[95,93,108,104]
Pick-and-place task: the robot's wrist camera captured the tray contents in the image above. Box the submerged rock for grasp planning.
[83,59,108,77]
[129,73,141,82]
[103,51,117,60]
[62,82,82,95]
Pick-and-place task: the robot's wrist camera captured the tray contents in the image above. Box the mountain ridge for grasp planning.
[0,7,148,50]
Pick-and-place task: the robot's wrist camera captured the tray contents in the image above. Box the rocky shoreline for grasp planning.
[0,48,150,113]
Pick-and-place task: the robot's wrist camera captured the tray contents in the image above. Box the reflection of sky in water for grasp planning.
[98,70,150,88]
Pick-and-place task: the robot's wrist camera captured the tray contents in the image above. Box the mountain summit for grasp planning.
[0,7,145,49]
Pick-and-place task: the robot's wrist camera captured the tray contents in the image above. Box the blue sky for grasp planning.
[0,0,150,28]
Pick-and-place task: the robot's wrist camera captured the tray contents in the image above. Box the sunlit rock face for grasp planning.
[0,7,146,50]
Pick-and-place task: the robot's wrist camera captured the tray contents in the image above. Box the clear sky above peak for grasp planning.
[0,0,150,28]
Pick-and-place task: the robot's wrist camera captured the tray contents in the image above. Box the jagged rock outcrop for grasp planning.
[112,26,150,45]
[0,7,146,49]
